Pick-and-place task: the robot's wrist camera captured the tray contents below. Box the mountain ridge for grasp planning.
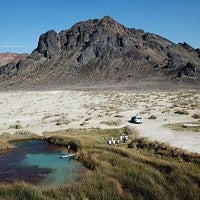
[0,16,199,90]
[0,53,29,65]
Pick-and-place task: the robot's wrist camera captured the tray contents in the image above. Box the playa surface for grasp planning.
[0,90,199,153]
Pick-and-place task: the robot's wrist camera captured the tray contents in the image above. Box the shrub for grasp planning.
[192,113,200,119]
[80,121,87,126]
[174,110,189,115]
[8,124,22,129]
[124,126,140,139]
[52,117,71,126]
[148,115,157,119]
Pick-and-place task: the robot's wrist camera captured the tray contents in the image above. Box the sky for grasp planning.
[0,0,199,54]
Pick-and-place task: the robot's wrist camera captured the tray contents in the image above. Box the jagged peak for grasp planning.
[40,29,58,37]
[178,42,195,51]
[99,16,122,27]
[96,16,127,36]
[101,15,116,22]
[34,29,60,58]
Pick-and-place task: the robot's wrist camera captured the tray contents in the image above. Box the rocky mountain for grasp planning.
[0,16,199,90]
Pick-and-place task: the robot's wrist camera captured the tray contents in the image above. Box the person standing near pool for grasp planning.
[67,145,71,154]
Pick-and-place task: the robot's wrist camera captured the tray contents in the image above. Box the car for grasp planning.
[131,115,143,124]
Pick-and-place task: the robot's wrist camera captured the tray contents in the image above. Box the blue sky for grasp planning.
[0,0,199,53]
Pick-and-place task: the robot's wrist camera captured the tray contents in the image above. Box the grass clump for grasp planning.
[174,110,189,115]
[192,113,200,119]
[77,150,100,170]
[8,124,22,129]
[124,126,140,140]
[148,115,157,120]
[51,116,71,126]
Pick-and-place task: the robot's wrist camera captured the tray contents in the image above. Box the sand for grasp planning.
[0,90,199,153]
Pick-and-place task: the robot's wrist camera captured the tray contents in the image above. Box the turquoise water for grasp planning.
[22,153,84,186]
[0,140,86,187]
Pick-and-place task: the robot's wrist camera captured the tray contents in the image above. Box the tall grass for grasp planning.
[0,127,199,199]
[128,137,200,164]
[0,183,45,200]
[0,131,41,150]
[47,136,82,151]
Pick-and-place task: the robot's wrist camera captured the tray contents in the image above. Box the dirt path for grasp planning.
[133,119,200,153]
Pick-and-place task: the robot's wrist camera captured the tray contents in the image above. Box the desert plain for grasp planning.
[0,89,199,153]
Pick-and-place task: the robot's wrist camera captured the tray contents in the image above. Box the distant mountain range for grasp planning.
[0,16,199,90]
[0,53,28,67]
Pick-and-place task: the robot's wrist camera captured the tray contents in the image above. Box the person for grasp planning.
[112,139,116,145]
[67,145,71,154]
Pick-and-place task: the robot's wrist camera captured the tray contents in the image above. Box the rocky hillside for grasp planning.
[0,16,199,90]
[0,53,18,67]
[0,53,28,67]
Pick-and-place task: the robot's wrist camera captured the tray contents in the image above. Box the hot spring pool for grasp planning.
[0,140,86,187]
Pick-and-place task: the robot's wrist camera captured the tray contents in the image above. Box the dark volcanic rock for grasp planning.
[164,53,183,69]
[178,42,195,52]
[196,48,200,58]
[0,16,199,89]
[0,63,16,75]
[177,62,197,77]
[34,30,61,58]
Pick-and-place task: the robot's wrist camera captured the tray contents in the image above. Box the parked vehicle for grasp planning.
[131,115,143,124]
